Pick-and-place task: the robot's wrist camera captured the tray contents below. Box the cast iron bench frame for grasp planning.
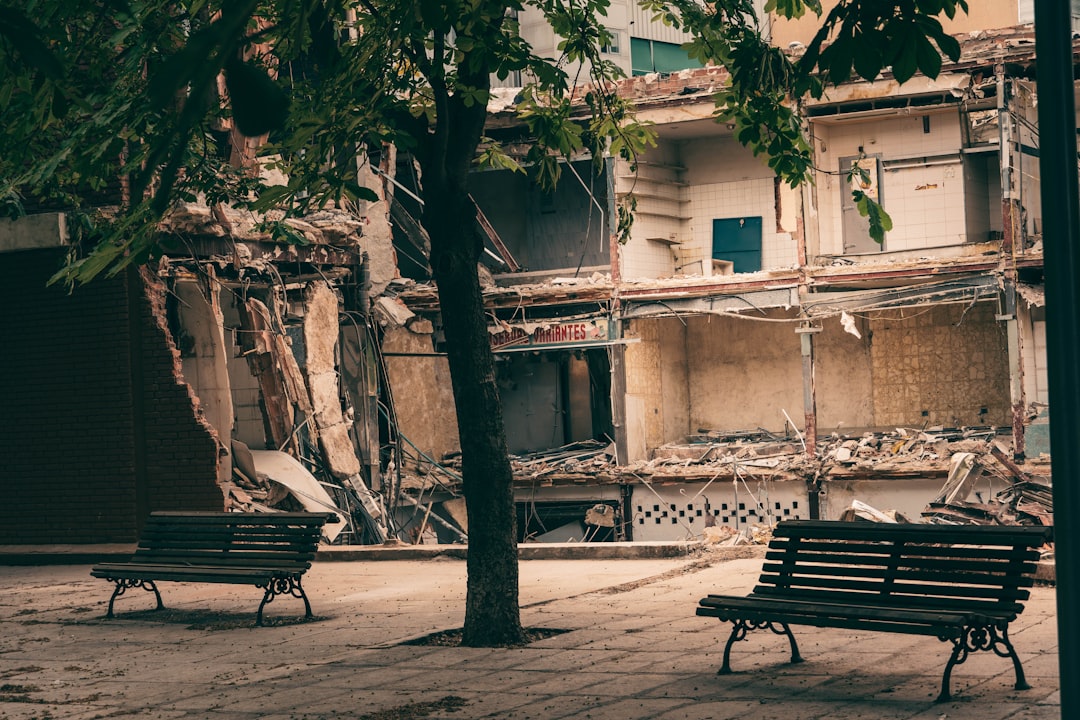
[91,511,337,626]
[696,519,1051,702]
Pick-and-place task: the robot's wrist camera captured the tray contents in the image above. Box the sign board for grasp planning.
[490,319,611,351]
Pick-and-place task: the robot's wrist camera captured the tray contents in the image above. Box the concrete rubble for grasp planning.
[395,426,1054,548]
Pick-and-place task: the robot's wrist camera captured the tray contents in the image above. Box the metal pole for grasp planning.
[1033,4,1080,717]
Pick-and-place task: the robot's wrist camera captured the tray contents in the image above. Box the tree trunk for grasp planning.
[427,192,525,647]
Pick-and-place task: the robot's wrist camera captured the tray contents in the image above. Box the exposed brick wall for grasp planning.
[135,267,223,518]
[0,250,221,545]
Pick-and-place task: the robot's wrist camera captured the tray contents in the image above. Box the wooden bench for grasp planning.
[91,511,337,626]
[696,520,1051,702]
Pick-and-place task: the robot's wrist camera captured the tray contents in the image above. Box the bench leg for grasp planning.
[939,638,964,702]
[719,620,802,674]
[105,579,164,618]
[994,624,1031,691]
[938,622,1027,703]
[256,576,311,626]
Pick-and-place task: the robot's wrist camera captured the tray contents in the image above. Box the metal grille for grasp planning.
[635,499,802,527]
[630,482,808,541]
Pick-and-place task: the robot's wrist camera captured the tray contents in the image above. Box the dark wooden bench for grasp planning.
[91,511,338,625]
[696,519,1051,702]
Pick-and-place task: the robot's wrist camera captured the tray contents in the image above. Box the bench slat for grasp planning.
[754,574,1031,600]
[698,603,969,638]
[751,585,1027,613]
[91,565,295,584]
[761,560,1038,584]
[698,594,976,625]
[129,554,313,569]
[772,520,1051,546]
[140,529,322,542]
[147,511,335,524]
[135,538,319,552]
[766,542,1041,563]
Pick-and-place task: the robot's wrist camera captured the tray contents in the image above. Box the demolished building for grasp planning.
[381,23,1057,543]
[0,15,1061,547]
[0,199,394,544]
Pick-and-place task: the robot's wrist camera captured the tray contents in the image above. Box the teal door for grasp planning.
[712,217,762,273]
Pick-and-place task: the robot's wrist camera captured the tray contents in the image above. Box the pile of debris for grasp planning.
[919,443,1053,528]
[398,426,1043,492]
[829,440,1054,562]
[509,440,616,480]
[435,439,617,484]
[636,426,1009,483]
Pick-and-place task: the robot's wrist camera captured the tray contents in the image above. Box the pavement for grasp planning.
[0,546,1062,720]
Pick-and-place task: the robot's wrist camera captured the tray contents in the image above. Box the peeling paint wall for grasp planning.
[868,302,1011,427]
[137,269,228,513]
[175,277,234,484]
[301,282,363,480]
[223,294,268,449]
[381,327,460,468]
[686,311,804,434]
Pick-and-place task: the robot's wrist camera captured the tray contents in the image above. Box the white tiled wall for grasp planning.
[620,133,802,278]
[686,178,798,271]
[812,112,967,255]
[618,154,685,280]
[1033,317,1048,405]
[881,161,967,250]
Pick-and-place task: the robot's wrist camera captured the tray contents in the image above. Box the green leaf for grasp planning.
[852,34,883,81]
[915,35,942,79]
[936,33,961,62]
[825,35,854,85]
[889,28,919,83]
[854,190,893,244]
[343,182,379,202]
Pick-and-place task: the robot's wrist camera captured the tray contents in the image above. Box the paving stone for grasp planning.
[0,556,1061,720]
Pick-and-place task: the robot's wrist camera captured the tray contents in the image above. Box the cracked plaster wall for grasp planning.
[381,327,461,468]
[813,315,875,431]
[175,278,234,484]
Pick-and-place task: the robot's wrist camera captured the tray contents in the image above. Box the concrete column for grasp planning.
[609,340,629,466]
[999,279,1027,458]
[796,323,820,456]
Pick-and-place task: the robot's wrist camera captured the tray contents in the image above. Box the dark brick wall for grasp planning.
[135,267,223,521]
[0,250,222,544]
